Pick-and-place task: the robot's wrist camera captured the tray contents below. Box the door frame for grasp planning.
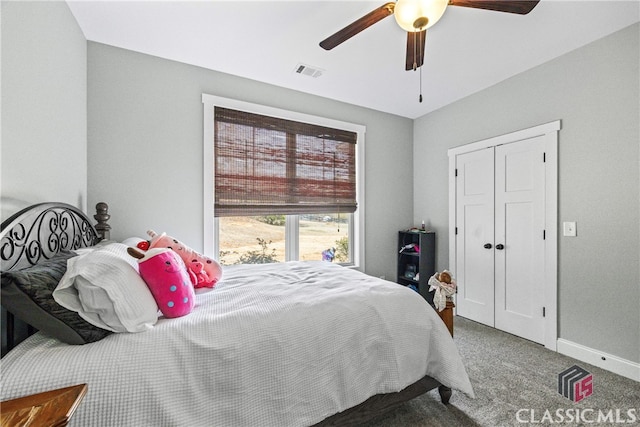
[448,120,560,351]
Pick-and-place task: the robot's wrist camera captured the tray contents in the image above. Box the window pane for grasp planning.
[219,216,285,265]
[299,214,350,263]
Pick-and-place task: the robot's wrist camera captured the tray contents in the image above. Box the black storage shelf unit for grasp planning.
[397,230,436,306]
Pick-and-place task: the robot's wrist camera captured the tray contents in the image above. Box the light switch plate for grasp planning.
[563,221,577,237]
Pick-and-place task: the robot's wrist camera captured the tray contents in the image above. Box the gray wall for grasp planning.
[86,43,414,280]
[1,1,87,215]
[413,23,640,363]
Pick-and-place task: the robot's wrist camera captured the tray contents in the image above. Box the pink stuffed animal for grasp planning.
[138,230,222,289]
[128,247,195,318]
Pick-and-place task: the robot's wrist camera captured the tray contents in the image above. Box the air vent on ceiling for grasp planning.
[294,63,324,78]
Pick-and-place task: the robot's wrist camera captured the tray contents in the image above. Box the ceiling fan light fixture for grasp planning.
[394,0,448,31]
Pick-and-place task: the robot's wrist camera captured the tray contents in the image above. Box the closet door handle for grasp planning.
[496,244,505,250]
[483,243,492,249]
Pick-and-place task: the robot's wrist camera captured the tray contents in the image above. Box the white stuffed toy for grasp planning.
[428,270,457,312]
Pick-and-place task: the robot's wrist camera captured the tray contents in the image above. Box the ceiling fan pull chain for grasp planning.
[419,68,423,103]
[419,32,423,103]
[413,31,418,71]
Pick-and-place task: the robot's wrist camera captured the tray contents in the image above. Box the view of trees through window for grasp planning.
[219,214,349,265]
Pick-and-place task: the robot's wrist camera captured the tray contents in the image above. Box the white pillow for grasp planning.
[121,236,145,247]
[54,242,158,333]
[73,239,117,255]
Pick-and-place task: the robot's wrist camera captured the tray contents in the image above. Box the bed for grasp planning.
[0,202,474,426]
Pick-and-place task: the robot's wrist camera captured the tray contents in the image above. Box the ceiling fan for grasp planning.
[320,0,540,72]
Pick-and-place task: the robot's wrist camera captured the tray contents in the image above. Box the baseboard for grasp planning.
[557,339,640,382]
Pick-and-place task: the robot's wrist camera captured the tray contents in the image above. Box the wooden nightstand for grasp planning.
[1,384,87,427]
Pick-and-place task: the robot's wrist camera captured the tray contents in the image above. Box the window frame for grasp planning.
[202,94,365,270]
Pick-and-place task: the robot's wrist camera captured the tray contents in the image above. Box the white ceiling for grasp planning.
[67,0,639,119]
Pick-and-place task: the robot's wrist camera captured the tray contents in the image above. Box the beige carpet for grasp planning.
[365,316,640,426]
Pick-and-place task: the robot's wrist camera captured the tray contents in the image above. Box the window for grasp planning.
[202,95,365,269]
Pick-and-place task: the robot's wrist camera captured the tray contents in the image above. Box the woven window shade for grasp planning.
[214,107,357,217]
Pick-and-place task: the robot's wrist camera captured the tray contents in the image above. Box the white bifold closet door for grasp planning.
[455,136,546,344]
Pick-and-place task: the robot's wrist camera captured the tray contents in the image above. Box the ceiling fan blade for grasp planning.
[449,0,540,15]
[320,2,395,50]
[405,30,427,71]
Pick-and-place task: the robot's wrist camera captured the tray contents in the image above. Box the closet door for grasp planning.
[448,120,559,349]
[455,148,495,326]
[494,136,546,344]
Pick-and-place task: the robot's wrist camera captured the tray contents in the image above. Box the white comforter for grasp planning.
[1,261,474,426]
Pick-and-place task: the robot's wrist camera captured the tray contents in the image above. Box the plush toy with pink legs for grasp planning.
[128,247,195,318]
[136,230,222,289]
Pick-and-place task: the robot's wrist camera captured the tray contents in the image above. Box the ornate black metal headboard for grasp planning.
[0,202,110,356]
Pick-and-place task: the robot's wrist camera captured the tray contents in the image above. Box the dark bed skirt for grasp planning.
[313,375,450,426]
